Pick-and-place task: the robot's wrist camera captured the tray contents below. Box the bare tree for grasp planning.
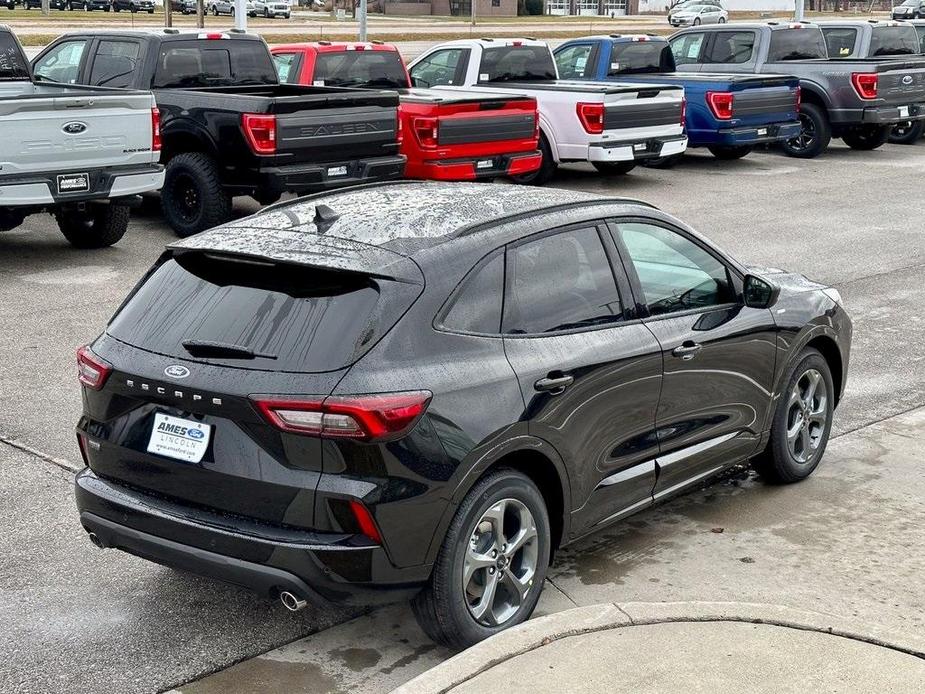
[166,0,173,27]
[197,0,205,28]
[41,0,49,16]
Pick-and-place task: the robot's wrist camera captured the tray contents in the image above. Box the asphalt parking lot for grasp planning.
[2,141,924,693]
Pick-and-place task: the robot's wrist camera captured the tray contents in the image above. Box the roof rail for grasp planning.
[481,37,494,41]
[609,34,622,38]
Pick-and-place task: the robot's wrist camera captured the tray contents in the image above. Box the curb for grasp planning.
[391,601,925,694]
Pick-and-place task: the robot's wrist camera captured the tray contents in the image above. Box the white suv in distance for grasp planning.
[255,0,289,17]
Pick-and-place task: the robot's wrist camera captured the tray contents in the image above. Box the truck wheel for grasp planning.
[888,119,924,145]
[0,209,27,232]
[707,145,753,160]
[752,347,834,484]
[592,161,637,175]
[641,154,682,169]
[841,124,891,151]
[510,133,557,185]
[781,102,830,159]
[55,204,130,249]
[161,152,232,238]
[411,468,550,651]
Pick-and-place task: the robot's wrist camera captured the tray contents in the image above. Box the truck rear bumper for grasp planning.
[587,135,688,163]
[695,121,802,147]
[831,103,925,125]
[259,155,406,193]
[0,163,164,208]
[407,150,542,181]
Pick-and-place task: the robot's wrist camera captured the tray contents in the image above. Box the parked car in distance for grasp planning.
[408,38,688,182]
[69,0,114,10]
[0,0,17,8]
[179,0,197,13]
[272,42,542,182]
[669,4,728,27]
[74,180,852,650]
[818,20,925,144]
[210,0,256,15]
[555,35,802,163]
[34,29,405,236]
[0,26,163,247]
[669,21,925,157]
[112,0,155,12]
[255,0,290,17]
[892,0,925,20]
[23,0,67,9]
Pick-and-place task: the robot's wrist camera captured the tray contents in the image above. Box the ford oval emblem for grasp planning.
[62,121,88,135]
[164,365,191,379]
[902,75,914,85]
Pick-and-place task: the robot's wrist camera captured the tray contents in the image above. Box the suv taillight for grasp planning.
[252,391,432,442]
[151,107,162,152]
[412,116,438,148]
[851,72,878,100]
[576,102,605,134]
[242,113,277,154]
[706,91,734,120]
[77,345,111,391]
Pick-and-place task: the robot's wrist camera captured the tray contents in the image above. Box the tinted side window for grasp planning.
[609,42,675,74]
[616,222,735,316]
[439,252,503,334]
[822,28,858,57]
[152,40,277,89]
[670,33,706,65]
[34,39,88,84]
[554,44,596,79]
[89,40,140,88]
[503,227,623,335]
[767,28,828,61]
[410,48,466,87]
[0,33,30,80]
[870,26,920,56]
[705,31,756,64]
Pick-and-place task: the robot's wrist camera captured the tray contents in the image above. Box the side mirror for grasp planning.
[743,274,780,309]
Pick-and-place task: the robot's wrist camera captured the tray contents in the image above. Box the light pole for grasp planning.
[359,0,368,41]
[795,0,804,21]
[234,0,246,30]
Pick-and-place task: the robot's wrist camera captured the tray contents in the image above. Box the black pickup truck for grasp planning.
[33,30,405,236]
[669,21,925,157]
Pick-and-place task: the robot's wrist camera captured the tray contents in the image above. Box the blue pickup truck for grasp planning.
[554,35,803,164]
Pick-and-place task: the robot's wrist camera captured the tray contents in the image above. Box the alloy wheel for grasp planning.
[788,112,816,151]
[463,498,539,627]
[173,173,201,224]
[786,368,828,463]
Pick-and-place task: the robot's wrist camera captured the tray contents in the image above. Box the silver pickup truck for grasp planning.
[0,26,164,248]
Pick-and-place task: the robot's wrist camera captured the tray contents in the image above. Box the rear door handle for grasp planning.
[534,374,574,394]
[672,341,702,360]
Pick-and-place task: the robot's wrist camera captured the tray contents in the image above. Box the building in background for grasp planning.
[382,0,517,15]
[546,0,799,15]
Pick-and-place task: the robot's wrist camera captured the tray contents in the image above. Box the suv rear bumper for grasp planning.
[75,468,428,607]
[0,163,164,208]
[257,155,406,193]
[699,120,801,147]
[587,135,688,162]
[407,150,542,181]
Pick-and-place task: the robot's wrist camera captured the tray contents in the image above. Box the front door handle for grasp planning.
[672,341,702,361]
[534,374,574,394]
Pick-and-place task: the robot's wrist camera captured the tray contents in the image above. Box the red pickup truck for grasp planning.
[271,42,542,182]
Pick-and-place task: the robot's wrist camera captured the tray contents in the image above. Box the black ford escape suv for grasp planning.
[75,181,851,649]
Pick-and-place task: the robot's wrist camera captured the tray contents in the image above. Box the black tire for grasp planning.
[889,120,924,145]
[781,102,830,159]
[412,468,550,650]
[593,160,637,175]
[0,209,27,232]
[841,124,891,151]
[718,16,725,23]
[510,132,557,185]
[161,152,232,238]
[753,348,835,484]
[252,189,282,206]
[264,6,268,16]
[707,144,753,160]
[55,204,130,249]
[641,154,682,169]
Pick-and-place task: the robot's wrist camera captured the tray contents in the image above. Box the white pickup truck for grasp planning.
[0,26,163,248]
[408,38,688,183]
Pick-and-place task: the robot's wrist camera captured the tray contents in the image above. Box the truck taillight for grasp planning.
[151,107,162,152]
[534,112,540,141]
[680,96,687,127]
[242,113,277,155]
[77,345,111,391]
[706,91,734,120]
[413,116,438,148]
[851,72,878,100]
[576,102,604,134]
[252,391,432,442]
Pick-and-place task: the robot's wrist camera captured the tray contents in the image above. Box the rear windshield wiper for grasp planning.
[182,340,277,360]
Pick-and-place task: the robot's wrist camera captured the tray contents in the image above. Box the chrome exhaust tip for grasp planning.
[87,532,105,549]
[279,591,307,612]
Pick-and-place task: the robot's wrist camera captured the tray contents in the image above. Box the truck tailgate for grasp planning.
[730,85,799,122]
[0,88,155,177]
[875,62,925,105]
[435,96,536,146]
[603,85,685,134]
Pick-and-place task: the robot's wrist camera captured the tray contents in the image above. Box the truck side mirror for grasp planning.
[743,274,780,309]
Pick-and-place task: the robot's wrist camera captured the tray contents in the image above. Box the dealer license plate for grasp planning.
[633,143,647,152]
[757,128,768,136]
[57,173,89,194]
[899,106,910,118]
[327,165,348,177]
[146,413,211,464]
[476,159,493,170]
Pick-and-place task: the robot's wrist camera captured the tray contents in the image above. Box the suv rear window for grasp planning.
[0,33,30,81]
[609,42,674,74]
[767,28,828,61]
[479,46,557,82]
[870,26,920,56]
[108,254,389,372]
[313,50,408,88]
[152,39,277,88]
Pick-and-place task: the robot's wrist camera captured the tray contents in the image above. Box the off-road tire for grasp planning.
[161,152,232,238]
[55,204,130,248]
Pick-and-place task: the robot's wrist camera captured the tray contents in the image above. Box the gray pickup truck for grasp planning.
[670,21,925,157]
[0,26,163,248]
[819,20,925,144]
